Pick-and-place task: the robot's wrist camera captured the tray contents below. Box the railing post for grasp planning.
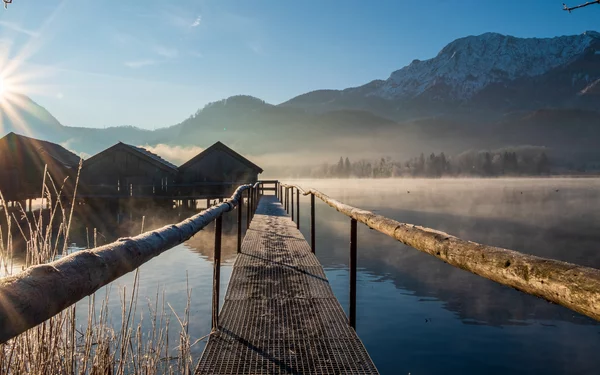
[247,188,252,229]
[310,194,315,253]
[237,196,243,253]
[291,187,294,220]
[285,188,289,213]
[349,218,357,329]
[296,187,300,229]
[280,185,283,203]
[212,215,223,331]
[255,185,259,213]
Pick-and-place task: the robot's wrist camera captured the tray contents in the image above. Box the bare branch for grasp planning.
[563,1,600,12]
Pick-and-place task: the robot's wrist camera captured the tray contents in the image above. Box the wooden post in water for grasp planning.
[237,196,243,253]
[310,194,315,253]
[212,215,223,331]
[296,188,300,229]
[349,218,357,329]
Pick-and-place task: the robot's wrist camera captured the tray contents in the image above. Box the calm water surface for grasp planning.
[7,178,600,374]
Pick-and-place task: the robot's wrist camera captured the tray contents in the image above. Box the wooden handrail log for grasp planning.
[280,183,307,195]
[0,184,254,344]
[283,183,600,322]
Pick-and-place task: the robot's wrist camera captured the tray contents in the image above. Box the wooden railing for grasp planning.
[0,182,262,343]
[280,183,600,325]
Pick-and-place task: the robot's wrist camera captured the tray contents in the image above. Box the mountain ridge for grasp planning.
[1,31,599,168]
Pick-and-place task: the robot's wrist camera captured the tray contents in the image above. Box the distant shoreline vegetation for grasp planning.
[288,147,600,178]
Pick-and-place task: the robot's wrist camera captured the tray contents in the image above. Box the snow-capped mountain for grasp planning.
[282,31,600,117]
[367,31,600,101]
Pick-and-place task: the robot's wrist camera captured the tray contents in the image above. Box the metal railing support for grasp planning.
[246,188,251,229]
[212,215,223,331]
[290,188,294,221]
[296,187,300,229]
[349,218,357,329]
[237,196,243,253]
[310,194,315,253]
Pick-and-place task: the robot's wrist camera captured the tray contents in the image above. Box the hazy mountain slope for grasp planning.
[0,94,66,142]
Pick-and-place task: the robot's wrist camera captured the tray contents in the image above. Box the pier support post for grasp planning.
[237,196,243,253]
[296,188,300,229]
[311,194,315,253]
[349,218,357,329]
[246,189,251,229]
[291,187,294,220]
[212,215,223,331]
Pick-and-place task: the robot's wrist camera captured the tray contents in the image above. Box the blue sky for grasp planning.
[0,0,598,129]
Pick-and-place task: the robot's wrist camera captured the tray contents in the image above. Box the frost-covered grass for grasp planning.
[0,168,199,374]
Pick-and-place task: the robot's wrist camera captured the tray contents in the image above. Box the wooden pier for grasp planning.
[196,195,378,374]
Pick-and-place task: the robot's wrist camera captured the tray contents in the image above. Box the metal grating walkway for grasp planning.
[196,195,379,374]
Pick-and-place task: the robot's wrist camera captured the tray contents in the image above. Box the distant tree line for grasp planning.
[312,147,553,178]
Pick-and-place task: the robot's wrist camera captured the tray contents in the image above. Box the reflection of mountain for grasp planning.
[303,179,600,327]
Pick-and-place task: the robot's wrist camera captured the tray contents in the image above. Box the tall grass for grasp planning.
[0,166,199,374]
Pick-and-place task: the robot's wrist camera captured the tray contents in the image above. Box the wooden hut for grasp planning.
[178,141,263,198]
[0,132,81,204]
[80,142,178,199]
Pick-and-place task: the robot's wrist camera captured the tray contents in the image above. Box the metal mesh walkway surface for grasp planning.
[196,195,379,374]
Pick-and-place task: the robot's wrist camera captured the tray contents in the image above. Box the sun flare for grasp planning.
[0,47,52,136]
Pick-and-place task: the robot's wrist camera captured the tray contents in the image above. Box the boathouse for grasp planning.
[80,142,178,198]
[0,132,80,203]
[178,141,263,198]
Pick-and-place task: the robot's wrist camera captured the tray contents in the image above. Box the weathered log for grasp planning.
[0,184,257,344]
[284,184,600,322]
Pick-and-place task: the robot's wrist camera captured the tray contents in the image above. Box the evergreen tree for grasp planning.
[537,152,550,174]
[482,152,493,176]
[337,157,344,177]
[344,157,351,177]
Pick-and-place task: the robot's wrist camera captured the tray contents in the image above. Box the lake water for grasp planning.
[5,178,600,374]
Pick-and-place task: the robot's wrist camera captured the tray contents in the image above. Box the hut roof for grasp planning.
[83,142,178,173]
[179,141,263,173]
[0,132,81,168]
[128,144,178,170]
